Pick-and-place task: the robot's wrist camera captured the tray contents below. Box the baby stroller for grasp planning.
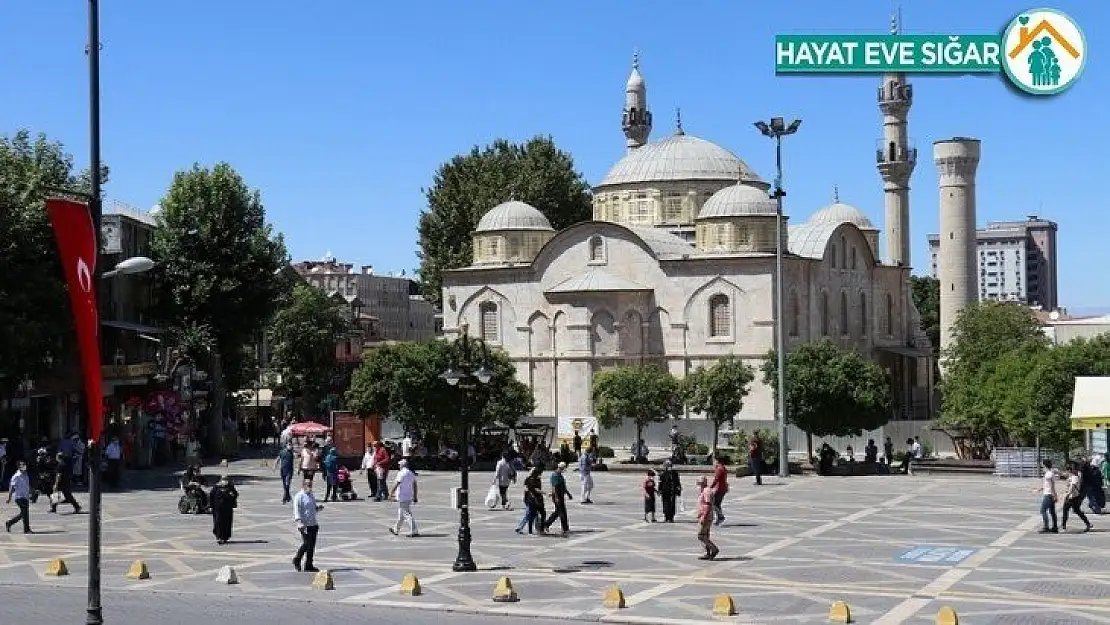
[335,466,357,501]
[178,465,210,514]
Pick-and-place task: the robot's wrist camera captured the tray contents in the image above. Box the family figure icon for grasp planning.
[1027,37,1061,87]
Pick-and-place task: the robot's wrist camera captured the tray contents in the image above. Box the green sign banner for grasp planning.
[775,35,1003,73]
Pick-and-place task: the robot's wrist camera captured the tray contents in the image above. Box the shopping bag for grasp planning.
[484,484,500,508]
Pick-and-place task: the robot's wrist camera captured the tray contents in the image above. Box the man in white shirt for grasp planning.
[360,443,378,500]
[292,479,323,572]
[5,461,32,534]
[1039,458,1059,534]
[389,459,419,537]
[912,437,923,460]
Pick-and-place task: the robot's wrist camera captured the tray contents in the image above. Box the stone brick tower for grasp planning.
[876,14,916,267]
[934,137,981,363]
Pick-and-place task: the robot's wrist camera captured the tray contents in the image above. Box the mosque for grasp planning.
[440,51,935,445]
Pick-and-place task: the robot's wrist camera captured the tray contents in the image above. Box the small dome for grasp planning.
[697,183,778,219]
[626,67,644,91]
[598,134,764,187]
[809,202,878,231]
[475,201,553,233]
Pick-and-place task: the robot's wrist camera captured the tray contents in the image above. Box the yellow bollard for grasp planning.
[602,584,626,609]
[713,593,737,616]
[492,576,518,602]
[126,560,151,580]
[311,569,334,590]
[829,600,852,623]
[936,606,959,625]
[400,573,422,596]
[44,559,69,576]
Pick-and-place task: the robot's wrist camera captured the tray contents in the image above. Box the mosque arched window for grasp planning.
[480,301,500,344]
[841,236,848,268]
[788,292,800,337]
[885,293,894,336]
[820,293,830,336]
[860,292,868,336]
[589,236,605,263]
[831,245,838,268]
[709,294,731,338]
[840,291,849,336]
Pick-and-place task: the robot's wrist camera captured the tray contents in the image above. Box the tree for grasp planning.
[346,339,534,437]
[592,365,683,451]
[416,136,592,307]
[0,130,106,404]
[683,356,756,454]
[150,163,289,450]
[761,339,893,460]
[937,301,1049,452]
[267,282,350,415]
[911,275,940,358]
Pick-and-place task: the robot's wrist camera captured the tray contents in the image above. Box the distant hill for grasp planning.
[1068,307,1110,317]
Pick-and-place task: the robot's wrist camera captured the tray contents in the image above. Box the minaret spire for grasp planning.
[622,49,652,151]
[833,185,840,203]
[675,107,684,135]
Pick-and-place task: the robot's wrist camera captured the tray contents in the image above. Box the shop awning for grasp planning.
[1070,376,1110,430]
[101,320,165,334]
[234,388,281,407]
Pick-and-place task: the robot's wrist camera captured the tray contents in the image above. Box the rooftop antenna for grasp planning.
[675,107,684,135]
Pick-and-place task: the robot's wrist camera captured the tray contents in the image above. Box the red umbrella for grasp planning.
[290,421,331,437]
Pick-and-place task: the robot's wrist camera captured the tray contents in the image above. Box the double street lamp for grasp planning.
[754,116,802,480]
[439,323,492,573]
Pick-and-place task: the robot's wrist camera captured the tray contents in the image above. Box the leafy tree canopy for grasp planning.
[346,337,534,436]
[416,136,592,307]
[910,275,940,357]
[0,130,106,393]
[761,339,893,444]
[684,356,756,451]
[592,365,683,444]
[268,281,350,402]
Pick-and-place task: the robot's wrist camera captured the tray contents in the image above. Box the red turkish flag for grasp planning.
[46,198,105,442]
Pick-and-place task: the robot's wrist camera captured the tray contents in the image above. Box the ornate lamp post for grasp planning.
[439,323,492,572]
[754,116,802,479]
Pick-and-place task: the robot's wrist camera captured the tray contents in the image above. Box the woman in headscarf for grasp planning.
[209,476,239,544]
[322,446,340,502]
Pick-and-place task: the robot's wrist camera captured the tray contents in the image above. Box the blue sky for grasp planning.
[2,1,1106,308]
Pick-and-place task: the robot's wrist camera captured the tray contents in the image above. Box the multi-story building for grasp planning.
[927,215,1059,309]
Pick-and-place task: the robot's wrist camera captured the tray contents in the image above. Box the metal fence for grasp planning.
[992,447,1065,478]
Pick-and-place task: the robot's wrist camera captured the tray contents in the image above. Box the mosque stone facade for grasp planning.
[441,53,935,448]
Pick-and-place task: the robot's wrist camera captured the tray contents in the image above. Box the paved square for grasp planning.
[2,460,1109,624]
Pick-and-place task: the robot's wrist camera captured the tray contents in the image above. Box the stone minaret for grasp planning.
[876,14,916,267]
[622,50,652,151]
[934,137,981,363]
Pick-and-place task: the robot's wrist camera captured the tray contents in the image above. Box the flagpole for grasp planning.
[86,0,104,623]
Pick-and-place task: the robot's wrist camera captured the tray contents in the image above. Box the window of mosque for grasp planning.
[885,293,894,336]
[788,292,799,337]
[736,225,751,247]
[589,236,605,263]
[860,292,868,335]
[840,236,847,268]
[507,236,521,260]
[851,247,857,270]
[831,245,838,268]
[631,199,653,224]
[839,291,849,336]
[712,224,729,250]
[488,237,502,259]
[662,195,683,222]
[820,293,830,336]
[480,301,499,344]
[709,294,730,338]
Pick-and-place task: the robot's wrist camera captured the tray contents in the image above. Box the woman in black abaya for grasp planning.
[210,476,239,544]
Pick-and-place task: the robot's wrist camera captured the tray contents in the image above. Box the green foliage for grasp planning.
[0,130,107,393]
[761,339,893,438]
[592,365,683,443]
[910,275,940,357]
[345,337,534,435]
[683,355,755,450]
[938,301,1050,446]
[150,163,289,442]
[268,282,350,402]
[730,428,782,468]
[416,136,592,307]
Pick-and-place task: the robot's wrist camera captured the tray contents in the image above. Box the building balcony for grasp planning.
[875,139,918,166]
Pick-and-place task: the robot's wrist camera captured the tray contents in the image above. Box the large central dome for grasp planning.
[599,134,764,187]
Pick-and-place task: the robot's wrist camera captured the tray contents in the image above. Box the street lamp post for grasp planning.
[754,116,802,479]
[440,323,492,573]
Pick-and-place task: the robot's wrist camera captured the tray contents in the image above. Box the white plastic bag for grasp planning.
[484,483,500,508]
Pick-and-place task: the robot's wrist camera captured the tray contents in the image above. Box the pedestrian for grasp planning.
[1063,461,1093,533]
[883,436,894,467]
[659,460,682,522]
[0,437,9,489]
[695,476,718,560]
[300,440,319,481]
[292,479,323,572]
[643,470,657,523]
[516,466,546,535]
[748,431,764,486]
[572,430,582,456]
[588,429,599,454]
[494,452,516,510]
[210,476,239,544]
[105,436,123,487]
[275,441,295,504]
[1083,457,1105,514]
[5,461,32,534]
[361,443,378,500]
[578,448,595,504]
[49,452,81,514]
[389,459,419,537]
[322,446,340,502]
[71,435,85,487]
[401,432,414,465]
[710,454,729,526]
[1038,458,1059,534]
[901,438,915,475]
[543,461,572,537]
[373,441,391,502]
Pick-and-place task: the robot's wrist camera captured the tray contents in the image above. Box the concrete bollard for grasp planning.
[311,569,334,590]
[126,560,151,580]
[829,600,852,623]
[44,559,69,576]
[713,593,737,616]
[215,566,239,585]
[602,584,626,609]
[492,576,518,603]
[400,573,421,596]
[936,606,959,625]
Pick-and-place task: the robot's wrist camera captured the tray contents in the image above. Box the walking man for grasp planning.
[361,442,378,500]
[275,441,295,504]
[292,479,323,572]
[748,432,764,486]
[5,461,32,534]
[389,459,419,537]
[1039,458,1059,534]
[659,460,682,522]
[578,448,594,504]
[373,441,391,502]
[710,455,729,525]
[695,476,718,560]
[49,452,81,514]
[493,452,516,509]
[543,461,572,536]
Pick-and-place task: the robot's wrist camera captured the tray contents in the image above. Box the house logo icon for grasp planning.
[1001,8,1086,95]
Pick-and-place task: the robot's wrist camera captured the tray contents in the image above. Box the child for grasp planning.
[643,470,657,523]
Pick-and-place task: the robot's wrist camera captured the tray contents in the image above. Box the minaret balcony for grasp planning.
[875,138,918,167]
